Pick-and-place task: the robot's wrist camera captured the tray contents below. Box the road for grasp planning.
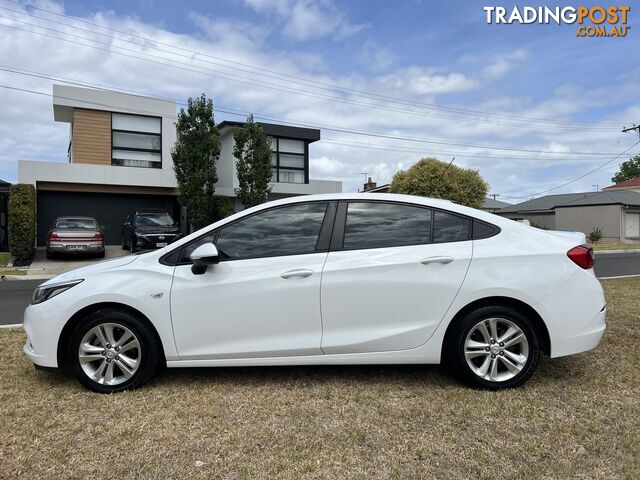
[1,252,638,326]
[0,279,42,326]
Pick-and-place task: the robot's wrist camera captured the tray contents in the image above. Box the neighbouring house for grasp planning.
[603,176,640,193]
[480,197,511,213]
[360,178,510,212]
[498,191,640,242]
[18,85,341,246]
[0,179,10,251]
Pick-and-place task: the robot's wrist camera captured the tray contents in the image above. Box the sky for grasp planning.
[0,0,638,201]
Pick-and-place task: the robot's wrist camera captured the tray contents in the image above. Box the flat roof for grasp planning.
[217,121,321,142]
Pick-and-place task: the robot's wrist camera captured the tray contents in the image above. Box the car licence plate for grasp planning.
[156,242,168,248]
[67,245,87,251]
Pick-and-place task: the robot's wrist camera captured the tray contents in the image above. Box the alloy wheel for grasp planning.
[78,322,141,386]
[463,317,529,383]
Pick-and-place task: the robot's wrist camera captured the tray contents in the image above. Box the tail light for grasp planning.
[49,232,61,241]
[567,244,595,269]
[93,232,103,241]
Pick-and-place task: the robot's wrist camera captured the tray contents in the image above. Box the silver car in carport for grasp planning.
[46,217,105,258]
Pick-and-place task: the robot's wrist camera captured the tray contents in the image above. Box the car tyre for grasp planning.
[122,235,130,250]
[67,308,162,393]
[445,306,539,390]
[45,250,55,260]
[97,250,106,258]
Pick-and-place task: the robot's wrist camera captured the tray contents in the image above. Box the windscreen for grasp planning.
[135,213,175,227]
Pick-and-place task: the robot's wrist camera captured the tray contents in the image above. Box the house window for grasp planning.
[269,137,307,184]
[112,113,162,168]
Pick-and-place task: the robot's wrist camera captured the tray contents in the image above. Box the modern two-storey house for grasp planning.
[18,85,341,245]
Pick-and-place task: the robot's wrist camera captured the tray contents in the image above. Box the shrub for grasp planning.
[213,197,236,221]
[8,184,36,265]
[588,227,603,243]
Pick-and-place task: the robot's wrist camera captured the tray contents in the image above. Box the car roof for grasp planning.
[227,192,523,230]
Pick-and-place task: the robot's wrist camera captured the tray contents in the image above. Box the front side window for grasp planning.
[112,113,162,169]
[269,137,307,184]
[216,203,328,260]
[343,202,431,250]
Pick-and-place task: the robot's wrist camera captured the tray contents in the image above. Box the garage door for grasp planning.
[625,212,640,239]
[37,191,179,246]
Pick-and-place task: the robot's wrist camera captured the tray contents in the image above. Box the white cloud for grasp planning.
[242,0,367,41]
[376,67,479,96]
[0,1,636,200]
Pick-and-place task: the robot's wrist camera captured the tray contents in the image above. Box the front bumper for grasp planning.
[22,299,67,368]
[134,234,180,250]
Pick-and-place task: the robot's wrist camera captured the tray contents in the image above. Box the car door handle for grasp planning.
[280,269,314,279]
[420,256,454,265]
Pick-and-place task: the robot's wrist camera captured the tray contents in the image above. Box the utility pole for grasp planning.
[622,124,640,140]
[490,193,500,200]
[592,184,599,192]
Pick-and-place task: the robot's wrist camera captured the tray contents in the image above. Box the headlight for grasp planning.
[32,279,84,305]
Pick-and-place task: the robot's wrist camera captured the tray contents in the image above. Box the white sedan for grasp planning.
[23,193,606,393]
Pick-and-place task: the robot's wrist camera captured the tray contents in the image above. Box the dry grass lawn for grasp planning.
[1,279,639,479]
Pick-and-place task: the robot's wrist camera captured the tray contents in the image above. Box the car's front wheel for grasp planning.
[446,306,539,389]
[67,309,161,393]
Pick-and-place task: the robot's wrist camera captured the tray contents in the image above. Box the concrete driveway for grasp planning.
[27,246,130,276]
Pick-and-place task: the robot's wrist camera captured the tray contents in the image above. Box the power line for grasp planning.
[0,67,630,157]
[501,141,640,199]
[0,14,622,132]
[4,0,624,127]
[1,79,636,199]
[0,2,627,131]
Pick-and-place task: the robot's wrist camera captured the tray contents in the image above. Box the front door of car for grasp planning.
[170,202,333,360]
[320,201,472,354]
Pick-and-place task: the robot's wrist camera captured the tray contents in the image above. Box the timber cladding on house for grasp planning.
[71,108,112,165]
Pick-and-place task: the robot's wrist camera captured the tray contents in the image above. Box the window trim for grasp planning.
[159,200,501,266]
[269,136,309,184]
[111,112,163,169]
[329,200,495,252]
[161,200,337,266]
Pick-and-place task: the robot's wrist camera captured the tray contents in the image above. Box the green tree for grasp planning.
[389,158,488,209]
[8,184,36,264]
[233,115,273,208]
[611,155,640,184]
[172,94,220,230]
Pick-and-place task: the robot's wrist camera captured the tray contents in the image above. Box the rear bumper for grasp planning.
[48,241,104,253]
[550,307,606,358]
[538,269,607,358]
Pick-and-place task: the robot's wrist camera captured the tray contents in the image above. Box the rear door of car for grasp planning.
[319,200,473,354]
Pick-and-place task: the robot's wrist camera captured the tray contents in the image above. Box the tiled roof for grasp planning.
[603,176,640,190]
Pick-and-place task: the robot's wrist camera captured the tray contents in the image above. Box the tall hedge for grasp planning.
[8,184,36,264]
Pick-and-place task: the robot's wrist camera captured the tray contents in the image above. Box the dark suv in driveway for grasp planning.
[122,209,181,253]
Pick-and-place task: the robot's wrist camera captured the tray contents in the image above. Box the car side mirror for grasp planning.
[190,243,219,275]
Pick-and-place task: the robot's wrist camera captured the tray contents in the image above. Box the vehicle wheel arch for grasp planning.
[57,302,166,371]
[442,296,550,358]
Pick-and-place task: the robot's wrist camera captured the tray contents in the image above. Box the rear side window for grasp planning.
[54,218,97,229]
[433,211,470,243]
[343,202,431,250]
[216,202,328,260]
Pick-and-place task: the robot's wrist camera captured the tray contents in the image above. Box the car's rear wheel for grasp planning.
[121,235,129,250]
[67,309,161,393]
[446,306,539,389]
